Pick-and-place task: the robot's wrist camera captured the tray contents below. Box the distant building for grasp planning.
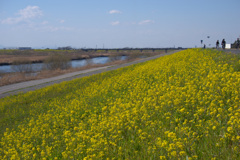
[19,47,32,50]
[58,46,72,50]
[225,44,231,49]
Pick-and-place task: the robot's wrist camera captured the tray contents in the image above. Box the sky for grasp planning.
[0,0,240,49]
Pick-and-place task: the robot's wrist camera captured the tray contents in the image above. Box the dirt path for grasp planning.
[0,51,180,98]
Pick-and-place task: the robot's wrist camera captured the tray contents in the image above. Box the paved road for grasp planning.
[0,50,180,98]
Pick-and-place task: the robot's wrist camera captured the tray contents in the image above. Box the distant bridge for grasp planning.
[79,47,186,53]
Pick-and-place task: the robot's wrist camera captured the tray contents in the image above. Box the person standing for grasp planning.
[216,40,219,49]
[221,39,226,49]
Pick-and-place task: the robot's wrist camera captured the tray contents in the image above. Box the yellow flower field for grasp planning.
[0,49,240,159]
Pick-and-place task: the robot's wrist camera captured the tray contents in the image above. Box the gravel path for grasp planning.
[0,50,180,98]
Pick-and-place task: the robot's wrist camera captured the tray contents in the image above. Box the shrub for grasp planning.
[44,53,71,70]
[11,59,33,73]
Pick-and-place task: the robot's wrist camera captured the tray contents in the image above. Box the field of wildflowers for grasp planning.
[0,49,240,159]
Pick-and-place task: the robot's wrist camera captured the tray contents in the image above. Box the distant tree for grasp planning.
[231,38,240,48]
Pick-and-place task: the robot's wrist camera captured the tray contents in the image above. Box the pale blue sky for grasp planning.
[0,0,239,48]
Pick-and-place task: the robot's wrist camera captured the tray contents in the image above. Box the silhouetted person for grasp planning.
[216,40,219,49]
[237,38,240,49]
[203,44,206,49]
[221,39,226,49]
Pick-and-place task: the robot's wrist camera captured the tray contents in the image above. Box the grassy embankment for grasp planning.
[0,49,240,159]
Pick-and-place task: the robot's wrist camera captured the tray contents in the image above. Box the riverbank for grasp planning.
[0,50,180,98]
[0,57,130,86]
[0,50,169,86]
[0,49,163,65]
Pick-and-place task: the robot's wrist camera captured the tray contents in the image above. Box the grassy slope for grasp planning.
[0,49,240,159]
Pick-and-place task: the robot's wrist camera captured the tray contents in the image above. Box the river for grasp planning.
[0,56,127,73]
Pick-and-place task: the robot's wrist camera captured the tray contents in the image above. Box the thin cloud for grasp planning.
[139,20,154,25]
[35,26,74,32]
[1,6,43,24]
[111,21,120,26]
[19,6,43,19]
[59,20,65,23]
[109,10,122,14]
[41,21,48,25]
